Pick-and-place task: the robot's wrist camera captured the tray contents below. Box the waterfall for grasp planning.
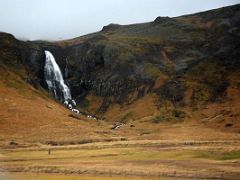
[44,50,72,102]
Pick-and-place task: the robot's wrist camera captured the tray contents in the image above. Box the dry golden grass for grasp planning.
[1,139,240,179]
[0,67,112,145]
[1,57,240,179]
[1,69,240,146]
[0,173,178,180]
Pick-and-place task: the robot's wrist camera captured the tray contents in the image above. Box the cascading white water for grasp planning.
[44,50,72,102]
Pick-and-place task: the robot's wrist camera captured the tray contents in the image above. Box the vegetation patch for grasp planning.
[156,79,186,106]
[172,109,186,119]
[119,112,134,124]
[190,84,211,109]
[144,63,161,79]
[78,98,90,108]
[187,59,229,103]
[152,114,169,123]
[152,109,186,124]
[194,150,240,160]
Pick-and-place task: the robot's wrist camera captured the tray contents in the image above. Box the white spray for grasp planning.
[44,50,72,101]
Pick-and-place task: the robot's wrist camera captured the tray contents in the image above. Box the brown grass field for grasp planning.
[0,64,240,180]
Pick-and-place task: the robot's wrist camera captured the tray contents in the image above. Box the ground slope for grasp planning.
[0,4,240,145]
[0,62,102,145]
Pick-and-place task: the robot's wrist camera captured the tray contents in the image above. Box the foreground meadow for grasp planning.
[1,139,240,179]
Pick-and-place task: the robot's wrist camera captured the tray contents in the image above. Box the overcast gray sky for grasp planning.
[0,0,239,40]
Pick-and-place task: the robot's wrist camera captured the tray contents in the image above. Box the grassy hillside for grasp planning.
[0,4,239,145]
[0,62,95,144]
[0,58,239,146]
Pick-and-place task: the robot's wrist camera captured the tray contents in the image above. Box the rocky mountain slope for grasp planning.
[0,4,240,137]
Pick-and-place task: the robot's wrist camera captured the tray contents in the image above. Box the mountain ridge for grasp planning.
[0,4,240,144]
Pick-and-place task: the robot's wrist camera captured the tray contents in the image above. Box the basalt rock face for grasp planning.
[63,37,156,106]
[0,33,46,88]
[60,5,240,113]
[0,4,240,115]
